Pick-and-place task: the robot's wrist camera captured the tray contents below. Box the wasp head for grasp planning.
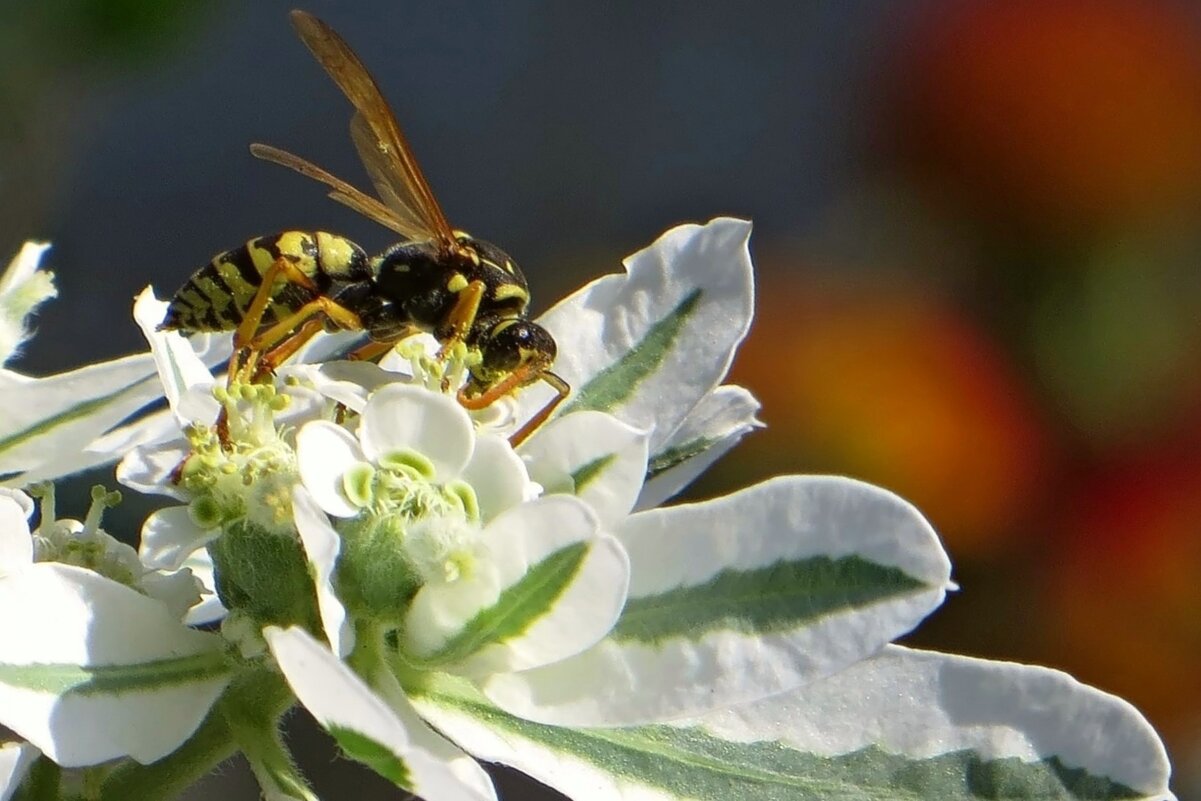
[463,319,557,404]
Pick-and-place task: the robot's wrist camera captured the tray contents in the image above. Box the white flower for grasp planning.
[294,383,630,675]
[34,219,1167,801]
[0,487,230,767]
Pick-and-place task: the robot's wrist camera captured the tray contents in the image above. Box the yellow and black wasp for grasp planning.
[161,10,568,442]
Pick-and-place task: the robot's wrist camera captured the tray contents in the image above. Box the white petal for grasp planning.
[520,411,648,528]
[296,421,367,518]
[0,495,32,576]
[460,434,533,523]
[181,549,227,625]
[0,564,229,765]
[517,218,754,452]
[360,385,474,482]
[139,506,217,571]
[117,440,191,500]
[285,361,403,413]
[0,741,38,801]
[87,409,187,483]
[139,569,203,622]
[265,626,496,801]
[291,485,353,658]
[133,288,219,424]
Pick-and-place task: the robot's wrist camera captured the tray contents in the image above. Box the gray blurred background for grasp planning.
[5,1,1201,798]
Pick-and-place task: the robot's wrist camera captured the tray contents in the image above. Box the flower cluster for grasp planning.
[0,223,1177,801]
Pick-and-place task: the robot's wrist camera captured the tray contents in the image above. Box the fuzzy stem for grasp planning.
[220,668,316,800]
[96,707,235,801]
[16,757,60,801]
[96,669,297,801]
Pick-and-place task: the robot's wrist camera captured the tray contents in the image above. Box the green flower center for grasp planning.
[179,383,298,536]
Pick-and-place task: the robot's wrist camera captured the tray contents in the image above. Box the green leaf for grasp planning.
[562,289,702,416]
[613,556,927,643]
[328,725,412,788]
[414,676,1157,801]
[0,650,230,695]
[571,453,619,492]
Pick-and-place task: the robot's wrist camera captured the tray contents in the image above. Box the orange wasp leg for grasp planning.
[230,256,320,382]
[458,370,571,447]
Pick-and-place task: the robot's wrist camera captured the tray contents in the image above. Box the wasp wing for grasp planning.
[249,143,421,239]
[347,112,436,240]
[289,10,459,254]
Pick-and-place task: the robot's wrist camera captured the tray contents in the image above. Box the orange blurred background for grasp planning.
[696,0,1201,791]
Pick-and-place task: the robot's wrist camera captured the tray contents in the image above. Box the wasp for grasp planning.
[161,10,568,443]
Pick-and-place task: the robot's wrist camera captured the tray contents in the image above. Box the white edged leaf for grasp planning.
[483,475,951,725]
[0,242,55,366]
[0,356,161,484]
[404,496,628,676]
[516,218,754,452]
[0,564,231,766]
[413,648,1175,801]
[637,384,762,509]
[264,626,496,801]
[0,242,52,295]
[520,410,650,527]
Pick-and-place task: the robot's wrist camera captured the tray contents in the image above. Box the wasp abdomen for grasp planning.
[162,231,370,333]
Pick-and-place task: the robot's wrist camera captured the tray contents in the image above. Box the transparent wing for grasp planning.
[248,144,421,238]
[348,113,434,239]
[289,10,459,254]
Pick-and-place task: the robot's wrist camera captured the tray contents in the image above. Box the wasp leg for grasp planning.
[458,370,570,447]
[230,256,321,382]
[346,328,417,363]
[435,279,487,391]
[253,316,327,378]
[439,280,486,357]
[240,296,364,380]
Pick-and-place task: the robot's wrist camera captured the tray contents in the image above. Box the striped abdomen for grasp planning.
[161,231,370,333]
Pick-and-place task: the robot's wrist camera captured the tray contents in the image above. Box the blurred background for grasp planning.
[3,0,1200,797]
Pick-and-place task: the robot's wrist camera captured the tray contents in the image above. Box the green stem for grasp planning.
[17,757,60,801]
[96,707,236,801]
[96,668,297,801]
[220,668,316,800]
